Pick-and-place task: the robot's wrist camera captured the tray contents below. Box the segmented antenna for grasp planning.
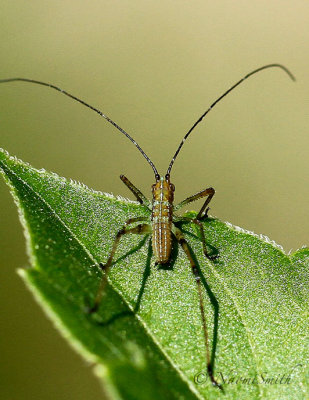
[166,64,295,177]
[0,77,160,180]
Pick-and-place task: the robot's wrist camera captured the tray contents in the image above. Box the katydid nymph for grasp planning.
[0,64,295,388]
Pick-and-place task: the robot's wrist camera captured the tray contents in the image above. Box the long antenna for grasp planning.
[0,77,160,180]
[166,64,295,177]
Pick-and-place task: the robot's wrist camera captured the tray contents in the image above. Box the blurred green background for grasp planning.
[0,1,308,399]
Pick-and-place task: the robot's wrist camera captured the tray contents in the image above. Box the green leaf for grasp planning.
[0,147,308,400]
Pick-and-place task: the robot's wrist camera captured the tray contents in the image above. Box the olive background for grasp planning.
[0,2,308,400]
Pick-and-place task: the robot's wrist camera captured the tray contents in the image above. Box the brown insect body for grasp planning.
[151,177,175,264]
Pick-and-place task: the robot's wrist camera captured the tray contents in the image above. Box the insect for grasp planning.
[0,64,295,389]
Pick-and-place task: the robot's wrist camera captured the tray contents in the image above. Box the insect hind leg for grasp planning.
[172,225,222,390]
[88,220,151,313]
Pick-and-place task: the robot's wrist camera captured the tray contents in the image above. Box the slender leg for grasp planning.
[174,215,218,261]
[174,187,215,219]
[91,217,147,269]
[193,219,218,261]
[120,174,151,209]
[174,187,217,260]
[123,216,148,226]
[172,225,222,390]
[89,221,151,313]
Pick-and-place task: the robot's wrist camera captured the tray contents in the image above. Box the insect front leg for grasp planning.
[174,187,215,219]
[172,225,222,390]
[174,187,217,259]
[120,174,151,209]
[88,219,151,313]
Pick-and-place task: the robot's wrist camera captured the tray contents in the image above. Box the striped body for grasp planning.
[151,177,175,264]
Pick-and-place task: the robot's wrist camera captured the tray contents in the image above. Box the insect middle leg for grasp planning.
[190,218,218,260]
[172,225,221,389]
[89,219,151,313]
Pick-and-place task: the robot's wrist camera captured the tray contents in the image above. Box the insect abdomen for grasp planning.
[152,215,172,264]
[151,178,174,264]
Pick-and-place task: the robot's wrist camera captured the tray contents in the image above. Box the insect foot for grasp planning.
[209,367,224,392]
